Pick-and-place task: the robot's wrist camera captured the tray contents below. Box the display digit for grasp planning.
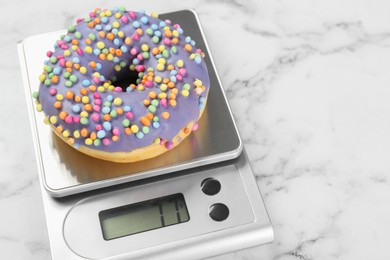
[175,198,181,222]
[158,202,165,227]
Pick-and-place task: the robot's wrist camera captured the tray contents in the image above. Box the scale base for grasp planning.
[42,150,273,260]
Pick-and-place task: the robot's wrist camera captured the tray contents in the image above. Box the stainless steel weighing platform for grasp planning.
[18,9,273,260]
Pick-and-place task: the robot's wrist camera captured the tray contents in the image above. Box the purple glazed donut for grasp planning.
[33,7,210,162]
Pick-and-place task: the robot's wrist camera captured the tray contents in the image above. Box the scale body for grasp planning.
[18,10,273,259]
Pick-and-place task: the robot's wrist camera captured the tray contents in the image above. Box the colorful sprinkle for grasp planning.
[131,124,139,133]
[113,97,122,106]
[96,41,105,49]
[162,112,170,119]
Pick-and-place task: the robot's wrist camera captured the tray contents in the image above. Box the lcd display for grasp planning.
[99,193,190,240]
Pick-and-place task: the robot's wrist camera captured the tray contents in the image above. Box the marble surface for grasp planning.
[2,0,390,259]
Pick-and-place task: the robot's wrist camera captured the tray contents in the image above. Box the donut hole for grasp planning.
[110,69,139,92]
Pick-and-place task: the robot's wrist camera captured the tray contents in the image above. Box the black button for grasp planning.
[201,178,221,196]
[209,203,229,221]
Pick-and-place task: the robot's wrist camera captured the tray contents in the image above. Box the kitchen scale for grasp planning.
[18,9,273,260]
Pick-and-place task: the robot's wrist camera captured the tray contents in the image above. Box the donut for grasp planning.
[33,7,210,163]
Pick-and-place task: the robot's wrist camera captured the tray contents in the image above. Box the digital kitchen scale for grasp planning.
[18,9,273,260]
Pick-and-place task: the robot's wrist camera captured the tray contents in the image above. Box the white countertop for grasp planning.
[2,0,390,259]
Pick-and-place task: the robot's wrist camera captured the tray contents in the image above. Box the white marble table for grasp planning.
[2,0,390,259]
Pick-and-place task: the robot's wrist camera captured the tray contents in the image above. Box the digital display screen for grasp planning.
[99,193,190,240]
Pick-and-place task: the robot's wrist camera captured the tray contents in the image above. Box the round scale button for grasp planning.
[209,203,229,221]
[201,178,221,196]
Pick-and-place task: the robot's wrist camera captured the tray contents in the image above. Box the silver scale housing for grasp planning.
[18,9,274,260]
